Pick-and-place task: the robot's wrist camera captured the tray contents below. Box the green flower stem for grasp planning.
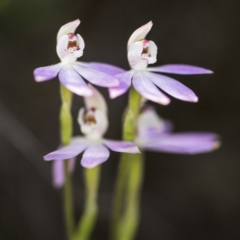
[60,84,75,240]
[118,153,144,240]
[74,166,101,240]
[111,86,142,240]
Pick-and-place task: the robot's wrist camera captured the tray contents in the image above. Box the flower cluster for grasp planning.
[33,19,219,177]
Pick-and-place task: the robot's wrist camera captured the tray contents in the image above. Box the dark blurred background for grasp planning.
[0,0,239,239]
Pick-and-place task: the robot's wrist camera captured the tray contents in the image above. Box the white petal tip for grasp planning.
[81,162,99,169]
[160,99,171,106]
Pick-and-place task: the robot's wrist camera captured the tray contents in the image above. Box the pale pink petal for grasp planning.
[81,144,110,168]
[108,70,134,99]
[59,65,93,96]
[145,72,198,102]
[33,64,62,82]
[57,19,80,41]
[52,160,65,188]
[44,137,89,161]
[147,64,213,75]
[142,133,220,154]
[127,21,153,49]
[104,139,140,153]
[132,72,170,105]
[82,62,125,76]
[84,85,108,113]
[73,63,119,87]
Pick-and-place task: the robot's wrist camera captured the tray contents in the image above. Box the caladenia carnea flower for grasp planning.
[44,85,140,168]
[109,21,213,105]
[33,19,124,96]
[135,106,221,154]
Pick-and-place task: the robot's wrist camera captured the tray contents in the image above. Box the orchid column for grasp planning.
[109,21,213,240]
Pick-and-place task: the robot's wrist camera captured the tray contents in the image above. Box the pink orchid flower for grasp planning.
[109,21,213,105]
[44,85,140,169]
[34,20,124,96]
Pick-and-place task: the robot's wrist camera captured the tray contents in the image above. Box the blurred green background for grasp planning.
[0,0,239,239]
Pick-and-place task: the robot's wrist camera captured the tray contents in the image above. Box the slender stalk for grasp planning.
[111,86,141,240]
[117,153,144,240]
[74,166,101,240]
[60,84,75,239]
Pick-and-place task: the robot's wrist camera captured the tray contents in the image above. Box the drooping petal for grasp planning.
[104,139,140,153]
[81,62,125,76]
[84,84,108,113]
[73,63,119,87]
[52,158,76,188]
[44,137,89,161]
[81,143,110,168]
[52,160,65,188]
[127,21,153,49]
[59,65,93,96]
[142,133,220,154]
[109,70,135,99]
[33,64,62,82]
[145,72,198,102]
[147,64,213,75]
[57,19,80,41]
[132,72,170,105]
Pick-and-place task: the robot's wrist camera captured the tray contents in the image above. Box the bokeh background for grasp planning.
[0,0,239,239]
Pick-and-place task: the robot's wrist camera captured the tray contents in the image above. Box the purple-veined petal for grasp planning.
[44,137,89,161]
[82,62,125,76]
[59,65,93,96]
[128,21,153,49]
[142,133,220,154]
[81,143,110,168]
[73,63,119,87]
[145,72,198,102]
[57,19,80,41]
[104,139,140,153]
[109,70,135,98]
[132,72,170,105]
[33,63,62,82]
[147,64,213,75]
[84,84,108,113]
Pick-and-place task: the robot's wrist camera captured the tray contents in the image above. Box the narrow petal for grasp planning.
[104,139,140,153]
[143,133,220,154]
[81,144,110,168]
[52,160,65,188]
[132,72,170,105]
[82,62,125,76]
[108,70,134,98]
[84,84,108,113]
[73,63,119,87]
[145,72,198,102]
[44,137,88,161]
[147,64,213,75]
[33,64,62,82]
[128,21,153,49]
[59,65,93,96]
[57,19,80,41]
